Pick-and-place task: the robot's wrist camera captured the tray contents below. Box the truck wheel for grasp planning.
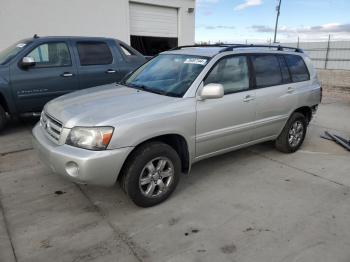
[119,142,181,207]
[275,112,307,153]
[0,104,6,132]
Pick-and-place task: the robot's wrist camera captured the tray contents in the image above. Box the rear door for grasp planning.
[10,40,79,113]
[73,40,123,89]
[251,54,297,140]
[196,55,256,158]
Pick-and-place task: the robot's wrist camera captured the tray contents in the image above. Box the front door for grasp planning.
[10,41,78,113]
[195,55,256,158]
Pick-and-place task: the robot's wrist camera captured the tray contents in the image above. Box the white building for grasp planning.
[0,0,195,55]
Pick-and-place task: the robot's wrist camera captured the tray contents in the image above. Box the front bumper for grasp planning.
[32,123,134,186]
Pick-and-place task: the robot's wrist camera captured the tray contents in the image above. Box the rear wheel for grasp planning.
[119,142,181,207]
[275,112,307,153]
[0,104,6,132]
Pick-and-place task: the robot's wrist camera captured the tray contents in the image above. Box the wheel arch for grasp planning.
[294,106,312,124]
[0,92,9,113]
[118,133,191,182]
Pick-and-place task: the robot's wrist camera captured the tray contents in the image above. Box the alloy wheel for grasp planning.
[139,157,175,198]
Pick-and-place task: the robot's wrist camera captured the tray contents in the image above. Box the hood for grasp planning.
[45,84,178,128]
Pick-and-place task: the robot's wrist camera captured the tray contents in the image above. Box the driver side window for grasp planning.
[204,56,249,94]
[27,42,71,68]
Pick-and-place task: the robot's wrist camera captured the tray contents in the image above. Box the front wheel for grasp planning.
[275,112,307,153]
[119,142,181,207]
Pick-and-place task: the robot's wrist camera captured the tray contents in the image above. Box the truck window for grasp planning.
[77,42,113,66]
[27,42,71,68]
[251,55,283,88]
[120,44,135,56]
[284,55,310,82]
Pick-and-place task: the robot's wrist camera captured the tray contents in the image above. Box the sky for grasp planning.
[195,0,350,43]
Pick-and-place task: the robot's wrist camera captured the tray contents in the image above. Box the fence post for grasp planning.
[324,34,331,69]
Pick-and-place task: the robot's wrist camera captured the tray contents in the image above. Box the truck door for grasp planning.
[73,40,122,89]
[10,41,79,113]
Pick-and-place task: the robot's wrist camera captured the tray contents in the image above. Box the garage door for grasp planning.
[129,3,178,38]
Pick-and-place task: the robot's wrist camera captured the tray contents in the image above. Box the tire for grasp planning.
[0,104,6,132]
[275,112,307,153]
[119,142,181,207]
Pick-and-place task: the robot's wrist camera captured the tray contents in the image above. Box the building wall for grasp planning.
[0,0,195,51]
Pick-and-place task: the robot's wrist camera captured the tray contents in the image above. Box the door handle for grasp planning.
[243,94,255,102]
[287,86,295,93]
[60,72,73,77]
[106,69,117,74]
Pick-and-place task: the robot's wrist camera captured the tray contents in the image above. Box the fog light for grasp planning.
[65,161,79,177]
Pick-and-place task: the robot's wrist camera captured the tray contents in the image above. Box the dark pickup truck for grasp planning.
[0,36,146,131]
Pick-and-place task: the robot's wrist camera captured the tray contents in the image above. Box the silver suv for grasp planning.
[33,44,321,207]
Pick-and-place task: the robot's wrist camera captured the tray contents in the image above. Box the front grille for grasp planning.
[40,112,62,142]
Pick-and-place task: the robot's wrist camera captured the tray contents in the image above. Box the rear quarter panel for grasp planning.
[296,55,321,109]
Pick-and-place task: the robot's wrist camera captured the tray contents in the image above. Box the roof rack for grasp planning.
[171,44,303,53]
[169,44,224,50]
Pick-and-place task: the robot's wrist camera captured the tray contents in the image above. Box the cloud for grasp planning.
[197,25,235,30]
[250,23,350,41]
[251,23,350,34]
[234,0,262,11]
[251,25,274,32]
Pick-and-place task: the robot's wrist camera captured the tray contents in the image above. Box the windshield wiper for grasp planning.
[125,83,167,96]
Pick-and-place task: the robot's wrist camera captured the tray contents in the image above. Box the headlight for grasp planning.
[66,127,114,150]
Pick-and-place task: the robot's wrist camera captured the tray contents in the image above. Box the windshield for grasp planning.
[122,54,209,97]
[0,41,30,65]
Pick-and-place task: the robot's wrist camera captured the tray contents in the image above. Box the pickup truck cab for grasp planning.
[0,35,146,131]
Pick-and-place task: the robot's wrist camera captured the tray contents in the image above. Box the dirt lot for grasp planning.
[319,69,350,100]
[0,90,350,262]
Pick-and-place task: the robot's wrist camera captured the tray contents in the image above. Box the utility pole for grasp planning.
[273,0,282,43]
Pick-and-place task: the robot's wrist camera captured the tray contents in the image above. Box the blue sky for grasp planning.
[195,0,350,43]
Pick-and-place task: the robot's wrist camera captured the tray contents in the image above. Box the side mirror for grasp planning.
[199,83,224,100]
[21,57,36,68]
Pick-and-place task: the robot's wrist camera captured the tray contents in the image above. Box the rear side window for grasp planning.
[278,55,291,83]
[27,42,71,68]
[120,44,136,56]
[251,55,282,88]
[284,55,310,82]
[77,42,113,66]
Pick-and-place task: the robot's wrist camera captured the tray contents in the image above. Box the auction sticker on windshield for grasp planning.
[184,58,207,65]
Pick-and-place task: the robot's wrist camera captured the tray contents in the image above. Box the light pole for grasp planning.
[273,0,282,43]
